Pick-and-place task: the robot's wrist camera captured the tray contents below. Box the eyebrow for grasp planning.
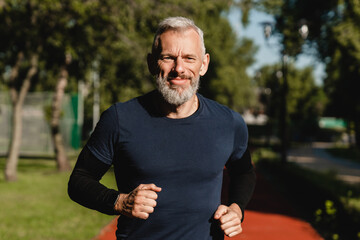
[160,53,198,59]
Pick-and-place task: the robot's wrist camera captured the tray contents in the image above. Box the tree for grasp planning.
[260,0,360,147]
[0,1,42,181]
[0,0,258,180]
[255,63,326,141]
[0,0,120,178]
[94,0,258,113]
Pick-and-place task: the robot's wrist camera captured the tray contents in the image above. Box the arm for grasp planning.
[226,148,256,219]
[68,147,119,215]
[68,147,162,218]
[214,147,256,237]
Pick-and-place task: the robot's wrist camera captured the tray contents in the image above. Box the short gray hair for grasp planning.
[151,16,206,56]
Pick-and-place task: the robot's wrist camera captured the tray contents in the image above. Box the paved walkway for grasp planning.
[288,142,360,185]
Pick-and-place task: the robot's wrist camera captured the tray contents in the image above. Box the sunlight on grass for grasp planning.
[0,157,117,240]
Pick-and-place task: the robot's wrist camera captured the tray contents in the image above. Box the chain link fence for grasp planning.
[0,92,82,156]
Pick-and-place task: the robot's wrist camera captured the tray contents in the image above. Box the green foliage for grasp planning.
[251,147,279,163]
[258,0,360,147]
[0,2,266,170]
[0,157,117,240]
[314,200,338,233]
[255,63,326,140]
[255,151,360,240]
[0,0,259,140]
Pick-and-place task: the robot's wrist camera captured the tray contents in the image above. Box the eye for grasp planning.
[161,55,174,62]
[184,56,196,62]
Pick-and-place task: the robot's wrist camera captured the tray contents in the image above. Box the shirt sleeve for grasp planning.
[86,104,120,165]
[227,111,248,165]
[68,147,119,215]
[226,148,256,221]
[225,111,256,221]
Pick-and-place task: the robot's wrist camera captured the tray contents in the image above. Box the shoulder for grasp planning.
[199,94,246,125]
[104,91,156,126]
[108,94,146,120]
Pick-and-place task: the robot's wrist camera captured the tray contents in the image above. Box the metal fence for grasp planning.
[0,92,82,156]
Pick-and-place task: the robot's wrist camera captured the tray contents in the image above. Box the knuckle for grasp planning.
[134,195,145,203]
[133,205,141,213]
[137,212,149,220]
[153,193,158,199]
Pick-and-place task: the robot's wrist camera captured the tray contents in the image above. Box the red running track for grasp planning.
[93,173,323,240]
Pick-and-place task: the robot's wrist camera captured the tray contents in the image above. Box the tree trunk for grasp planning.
[51,63,71,172]
[6,101,23,181]
[5,53,38,181]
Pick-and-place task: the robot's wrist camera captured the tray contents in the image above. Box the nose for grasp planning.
[174,57,185,75]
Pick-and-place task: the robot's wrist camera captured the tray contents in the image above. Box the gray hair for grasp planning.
[152,16,206,56]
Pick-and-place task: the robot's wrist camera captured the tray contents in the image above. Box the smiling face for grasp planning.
[150,28,210,106]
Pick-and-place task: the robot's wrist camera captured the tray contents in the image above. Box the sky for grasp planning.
[227,8,325,85]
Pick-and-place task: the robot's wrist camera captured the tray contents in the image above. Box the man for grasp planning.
[68,16,256,240]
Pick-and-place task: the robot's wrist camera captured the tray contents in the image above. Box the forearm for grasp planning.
[228,168,256,216]
[226,148,256,220]
[68,147,119,215]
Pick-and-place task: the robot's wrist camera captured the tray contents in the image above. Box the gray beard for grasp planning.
[156,75,200,106]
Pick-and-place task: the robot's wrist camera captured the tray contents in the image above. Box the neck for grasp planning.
[158,94,199,119]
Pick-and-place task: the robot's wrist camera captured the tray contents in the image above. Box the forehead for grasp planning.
[158,29,202,55]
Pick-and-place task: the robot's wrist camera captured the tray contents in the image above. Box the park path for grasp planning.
[93,171,323,240]
[288,142,360,185]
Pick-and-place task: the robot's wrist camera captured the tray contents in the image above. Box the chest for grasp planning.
[115,118,234,185]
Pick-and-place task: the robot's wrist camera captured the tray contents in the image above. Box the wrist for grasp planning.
[114,193,127,214]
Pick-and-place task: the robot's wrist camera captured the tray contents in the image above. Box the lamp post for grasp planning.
[261,21,308,164]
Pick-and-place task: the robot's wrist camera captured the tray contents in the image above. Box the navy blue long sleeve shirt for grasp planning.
[68,90,256,240]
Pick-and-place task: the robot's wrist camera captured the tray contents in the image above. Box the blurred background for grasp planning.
[0,0,359,240]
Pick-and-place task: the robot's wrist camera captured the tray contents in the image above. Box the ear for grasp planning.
[147,53,158,76]
[199,53,210,76]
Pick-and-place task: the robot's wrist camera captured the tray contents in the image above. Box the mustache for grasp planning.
[166,74,192,80]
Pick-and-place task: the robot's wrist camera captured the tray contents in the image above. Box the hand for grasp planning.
[114,183,162,220]
[214,203,243,237]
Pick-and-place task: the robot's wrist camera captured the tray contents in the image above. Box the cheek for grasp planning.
[158,64,172,75]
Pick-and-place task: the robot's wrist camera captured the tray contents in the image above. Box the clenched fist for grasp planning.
[214,203,243,237]
[114,183,162,219]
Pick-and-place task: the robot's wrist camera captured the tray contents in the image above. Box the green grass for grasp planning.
[0,157,117,240]
[326,146,360,164]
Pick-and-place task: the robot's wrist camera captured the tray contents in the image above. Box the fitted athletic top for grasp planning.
[83,90,252,240]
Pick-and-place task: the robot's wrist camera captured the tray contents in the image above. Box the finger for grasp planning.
[134,211,150,220]
[223,225,242,237]
[134,197,157,208]
[220,217,241,231]
[214,205,228,220]
[133,203,155,214]
[131,202,156,219]
[137,189,160,201]
[219,211,238,224]
[228,230,242,238]
[139,183,162,192]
